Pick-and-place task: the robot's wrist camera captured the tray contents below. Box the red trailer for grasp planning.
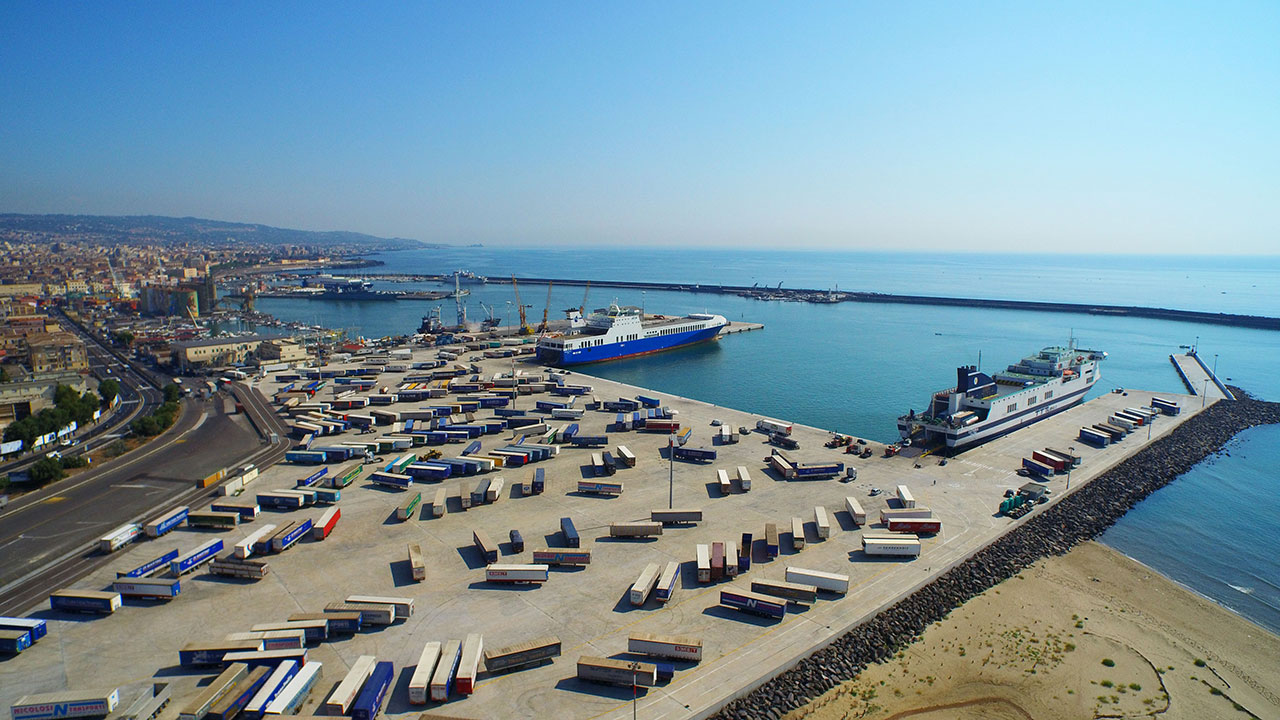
[312,507,341,540]
[711,542,725,580]
[887,517,942,535]
[642,420,681,433]
[1031,450,1065,473]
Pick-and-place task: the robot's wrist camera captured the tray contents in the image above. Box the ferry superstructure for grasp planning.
[536,303,728,366]
[898,343,1106,451]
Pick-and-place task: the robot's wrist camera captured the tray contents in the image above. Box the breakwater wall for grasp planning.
[367,273,1280,331]
[709,389,1280,720]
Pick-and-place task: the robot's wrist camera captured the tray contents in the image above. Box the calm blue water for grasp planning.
[258,248,1280,633]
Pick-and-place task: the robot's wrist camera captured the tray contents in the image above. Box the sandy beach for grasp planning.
[786,541,1280,720]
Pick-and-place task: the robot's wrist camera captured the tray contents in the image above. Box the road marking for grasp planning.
[43,496,67,504]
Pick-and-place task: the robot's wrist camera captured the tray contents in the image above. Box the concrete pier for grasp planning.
[1170,351,1232,401]
[0,349,1209,720]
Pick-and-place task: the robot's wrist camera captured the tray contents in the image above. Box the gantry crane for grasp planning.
[537,282,553,333]
[512,276,533,335]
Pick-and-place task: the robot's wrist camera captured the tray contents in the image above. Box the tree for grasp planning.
[163,383,182,403]
[113,330,134,348]
[0,366,9,383]
[98,378,121,406]
[29,456,65,485]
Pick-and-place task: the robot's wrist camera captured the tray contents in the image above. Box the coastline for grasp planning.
[710,391,1280,719]
[787,540,1280,720]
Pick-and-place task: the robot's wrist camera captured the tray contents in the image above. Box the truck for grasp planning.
[719,587,787,619]
[629,562,661,606]
[651,508,701,524]
[485,564,549,584]
[483,636,561,673]
[785,566,850,594]
[610,522,663,538]
[673,446,716,462]
[756,418,792,435]
[12,690,121,720]
[560,517,580,547]
[628,632,702,662]
[844,496,866,525]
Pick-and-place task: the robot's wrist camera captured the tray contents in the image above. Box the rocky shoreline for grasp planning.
[711,389,1280,720]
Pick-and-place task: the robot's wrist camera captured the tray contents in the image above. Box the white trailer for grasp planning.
[785,566,850,594]
[628,632,703,662]
[880,506,933,523]
[814,506,831,539]
[629,562,661,606]
[844,497,866,525]
[716,468,732,494]
[725,540,739,577]
[791,516,806,550]
[432,488,447,518]
[896,484,916,508]
[862,536,922,557]
[486,564,549,584]
[609,522,663,538]
[325,655,376,714]
[736,465,751,491]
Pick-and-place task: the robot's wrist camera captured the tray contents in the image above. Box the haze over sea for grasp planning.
[258,248,1280,633]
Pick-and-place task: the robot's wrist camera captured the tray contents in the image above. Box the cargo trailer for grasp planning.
[114,577,181,600]
[862,536,922,557]
[208,555,269,580]
[409,543,426,581]
[324,602,395,626]
[351,661,393,720]
[888,517,943,534]
[725,540,739,577]
[765,523,780,557]
[1022,457,1053,477]
[651,508,701,524]
[785,566,850,594]
[1078,426,1110,447]
[673,446,716,462]
[430,640,463,702]
[577,480,623,495]
[11,690,121,720]
[325,655,376,715]
[509,529,525,553]
[271,519,313,552]
[719,587,787,619]
[455,634,484,695]
[49,589,122,614]
[98,523,141,553]
[243,660,300,720]
[0,617,46,643]
[144,506,188,538]
[716,468,732,494]
[473,529,499,564]
[756,418,792,435]
[262,662,323,716]
[313,507,340,539]
[750,578,818,605]
[628,632,702,662]
[740,532,753,572]
[369,471,413,490]
[1108,414,1137,431]
[880,506,933,523]
[532,467,546,493]
[616,445,636,467]
[209,501,260,521]
[1031,450,1066,472]
[531,549,591,565]
[791,517,806,550]
[577,657,658,687]
[0,628,32,654]
[347,595,414,620]
[256,492,304,511]
[630,562,661,605]
[179,663,247,720]
[397,491,422,521]
[696,544,712,583]
[735,465,752,491]
[206,666,270,720]
[228,629,307,650]
[896,485,916,508]
[235,525,277,559]
[711,542,725,580]
[844,497,866,525]
[408,642,442,704]
[560,517,579,547]
[483,636,561,673]
[178,640,263,667]
[1044,447,1081,467]
[654,561,680,602]
[814,506,831,539]
[485,564,549,584]
[610,522,663,538]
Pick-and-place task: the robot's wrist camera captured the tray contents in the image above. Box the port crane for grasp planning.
[537,282,553,333]
[479,302,500,330]
[512,276,533,335]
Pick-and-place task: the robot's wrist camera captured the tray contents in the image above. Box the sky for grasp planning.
[1,2,1278,253]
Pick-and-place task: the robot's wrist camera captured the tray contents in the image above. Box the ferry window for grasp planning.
[1006,403,1017,413]
[1028,397,1037,405]
[1044,391,1053,399]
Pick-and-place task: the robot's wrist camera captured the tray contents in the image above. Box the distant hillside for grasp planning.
[0,213,430,252]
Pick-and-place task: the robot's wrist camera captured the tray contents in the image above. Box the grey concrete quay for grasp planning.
[0,344,1206,720]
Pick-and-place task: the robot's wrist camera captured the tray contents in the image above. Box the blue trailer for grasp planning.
[532,467,546,494]
[603,400,638,412]
[144,506,189,538]
[1023,457,1053,477]
[257,492,305,511]
[171,539,224,575]
[673,446,717,462]
[210,501,261,521]
[208,666,272,720]
[297,469,328,487]
[314,487,341,504]
[494,408,526,417]
[0,617,46,641]
[739,532,753,573]
[720,589,786,619]
[407,462,452,481]
[0,628,32,653]
[793,462,844,478]
[285,450,326,465]
[1079,426,1110,447]
[570,435,608,448]
[272,519,314,552]
[632,411,645,429]
[636,395,661,408]
[463,440,482,455]
[536,400,568,411]
[561,517,580,548]
[369,471,413,490]
[615,413,630,431]
[114,577,181,599]
[120,549,180,578]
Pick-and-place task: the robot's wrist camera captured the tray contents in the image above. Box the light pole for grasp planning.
[1067,446,1075,491]
[1202,379,1209,407]
[668,432,675,509]
[1213,353,1219,381]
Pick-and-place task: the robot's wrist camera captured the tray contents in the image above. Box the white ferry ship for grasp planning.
[536,303,728,366]
[898,342,1107,451]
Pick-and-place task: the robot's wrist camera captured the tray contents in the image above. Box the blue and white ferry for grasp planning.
[536,303,728,366]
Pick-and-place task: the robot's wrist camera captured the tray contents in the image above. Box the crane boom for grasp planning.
[538,282,553,332]
[512,276,532,334]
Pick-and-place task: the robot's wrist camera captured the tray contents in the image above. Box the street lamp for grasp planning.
[1203,379,1209,407]
[1213,353,1219,379]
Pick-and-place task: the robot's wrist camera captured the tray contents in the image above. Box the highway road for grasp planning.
[0,381,290,616]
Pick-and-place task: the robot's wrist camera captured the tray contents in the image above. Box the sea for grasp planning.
[256,247,1280,634]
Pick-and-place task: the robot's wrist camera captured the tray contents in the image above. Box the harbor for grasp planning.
[0,340,1217,719]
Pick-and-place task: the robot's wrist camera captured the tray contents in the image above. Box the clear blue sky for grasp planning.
[2,2,1277,252]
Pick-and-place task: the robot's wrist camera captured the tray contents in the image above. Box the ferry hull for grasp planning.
[538,326,721,367]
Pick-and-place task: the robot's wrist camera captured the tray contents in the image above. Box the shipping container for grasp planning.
[430,640,463,702]
[719,587,786,619]
[844,497,867,526]
[325,655,376,715]
[408,642,442,704]
[485,564,549,584]
[750,578,818,605]
[12,690,121,720]
[49,589,122,614]
[628,633,702,662]
[576,657,658,687]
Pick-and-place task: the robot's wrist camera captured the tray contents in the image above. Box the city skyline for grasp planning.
[2,2,1278,254]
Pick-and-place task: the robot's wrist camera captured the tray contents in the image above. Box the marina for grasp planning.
[0,340,1211,719]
